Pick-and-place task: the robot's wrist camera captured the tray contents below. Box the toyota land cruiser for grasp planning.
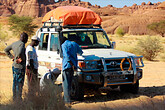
[36,6,144,100]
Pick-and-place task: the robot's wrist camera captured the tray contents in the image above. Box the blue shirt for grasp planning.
[62,40,83,71]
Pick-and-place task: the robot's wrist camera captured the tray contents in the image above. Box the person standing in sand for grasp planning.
[26,35,40,96]
[4,32,28,101]
[60,37,83,105]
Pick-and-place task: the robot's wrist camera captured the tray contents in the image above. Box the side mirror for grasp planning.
[111,41,116,49]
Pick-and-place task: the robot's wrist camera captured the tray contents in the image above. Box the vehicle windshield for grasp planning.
[62,31,111,49]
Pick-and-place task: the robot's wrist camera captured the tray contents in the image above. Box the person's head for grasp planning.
[60,37,67,45]
[20,32,28,43]
[31,35,41,47]
[50,68,60,80]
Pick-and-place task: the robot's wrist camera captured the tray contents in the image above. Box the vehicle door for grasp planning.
[37,32,62,77]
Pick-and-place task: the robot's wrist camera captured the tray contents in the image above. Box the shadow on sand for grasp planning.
[73,85,165,104]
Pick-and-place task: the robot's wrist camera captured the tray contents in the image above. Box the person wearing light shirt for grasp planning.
[26,35,40,96]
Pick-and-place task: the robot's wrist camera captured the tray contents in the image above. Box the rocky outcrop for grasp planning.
[0,0,165,36]
[14,0,39,17]
[0,3,14,16]
[158,2,165,9]
[0,0,95,17]
[0,0,163,17]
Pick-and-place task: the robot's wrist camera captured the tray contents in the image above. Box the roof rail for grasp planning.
[63,24,102,29]
[41,22,102,29]
[42,22,63,28]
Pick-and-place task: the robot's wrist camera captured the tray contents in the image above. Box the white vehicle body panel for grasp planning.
[78,49,135,60]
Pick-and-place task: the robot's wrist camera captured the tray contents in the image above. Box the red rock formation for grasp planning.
[0,0,165,36]
[12,0,39,17]
[141,2,146,5]
[0,5,13,16]
[0,0,163,17]
[158,1,165,10]
[147,1,153,5]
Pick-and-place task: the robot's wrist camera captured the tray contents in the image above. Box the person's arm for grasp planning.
[76,44,83,56]
[27,47,34,69]
[4,44,14,59]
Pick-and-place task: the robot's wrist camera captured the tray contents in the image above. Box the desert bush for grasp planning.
[0,84,67,110]
[8,15,38,37]
[0,24,8,41]
[0,24,8,51]
[115,27,125,37]
[135,36,163,61]
[147,20,165,37]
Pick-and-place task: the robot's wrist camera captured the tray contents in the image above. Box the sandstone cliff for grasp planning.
[0,0,92,17]
[0,0,165,35]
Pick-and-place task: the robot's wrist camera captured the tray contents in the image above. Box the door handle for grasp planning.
[56,58,60,60]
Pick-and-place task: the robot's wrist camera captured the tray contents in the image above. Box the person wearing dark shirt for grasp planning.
[4,32,28,101]
[61,37,83,105]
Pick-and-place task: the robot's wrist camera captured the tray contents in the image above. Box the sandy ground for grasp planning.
[0,55,165,110]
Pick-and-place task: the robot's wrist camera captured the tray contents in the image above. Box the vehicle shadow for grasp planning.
[73,85,165,104]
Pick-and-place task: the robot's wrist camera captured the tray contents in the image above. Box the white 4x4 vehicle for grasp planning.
[36,6,144,100]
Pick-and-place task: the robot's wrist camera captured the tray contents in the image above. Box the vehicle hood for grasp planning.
[78,49,136,60]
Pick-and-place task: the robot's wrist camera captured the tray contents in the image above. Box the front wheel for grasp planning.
[120,80,139,94]
[70,76,84,101]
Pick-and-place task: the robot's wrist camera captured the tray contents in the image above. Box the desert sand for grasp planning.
[0,55,165,110]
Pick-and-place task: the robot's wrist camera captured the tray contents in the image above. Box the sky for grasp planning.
[82,0,165,8]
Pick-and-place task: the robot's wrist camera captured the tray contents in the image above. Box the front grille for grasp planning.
[105,58,132,72]
[97,60,103,70]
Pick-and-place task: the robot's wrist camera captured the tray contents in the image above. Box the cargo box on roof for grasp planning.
[42,6,102,26]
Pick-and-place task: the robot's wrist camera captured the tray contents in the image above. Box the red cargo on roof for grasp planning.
[42,6,102,26]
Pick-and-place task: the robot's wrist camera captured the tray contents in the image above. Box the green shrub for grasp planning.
[0,24,8,51]
[115,27,125,37]
[147,20,165,37]
[0,24,8,41]
[135,36,163,61]
[8,15,38,37]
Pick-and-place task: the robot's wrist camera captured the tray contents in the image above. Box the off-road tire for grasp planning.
[120,80,139,94]
[71,76,84,101]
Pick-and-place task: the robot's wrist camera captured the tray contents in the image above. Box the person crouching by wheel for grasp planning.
[26,35,40,97]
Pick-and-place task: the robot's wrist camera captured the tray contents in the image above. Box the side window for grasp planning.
[39,33,49,50]
[50,33,59,51]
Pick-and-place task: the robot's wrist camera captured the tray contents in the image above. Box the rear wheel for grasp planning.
[120,80,139,94]
[71,76,84,101]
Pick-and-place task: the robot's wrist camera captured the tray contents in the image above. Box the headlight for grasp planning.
[85,61,98,69]
[134,59,139,66]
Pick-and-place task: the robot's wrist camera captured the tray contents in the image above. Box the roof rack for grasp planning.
[63,24,102,29]
[41,22,102,30]
[42,22,63,28]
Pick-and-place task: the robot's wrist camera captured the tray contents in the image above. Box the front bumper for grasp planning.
[77,68,143,87]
